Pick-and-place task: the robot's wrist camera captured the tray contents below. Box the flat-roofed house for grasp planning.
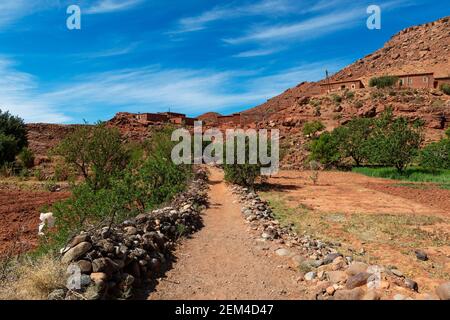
[136,113,168,123]
[158,112,186,119]
[396,72,434,89]
[320,79,365,94]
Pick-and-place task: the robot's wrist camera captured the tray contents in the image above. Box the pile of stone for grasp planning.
[231,185,450,300]
[49,168,209,300]
[231,186,342,262]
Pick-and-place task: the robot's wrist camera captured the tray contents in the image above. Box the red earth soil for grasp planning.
[365,183,450,214]
[0,188,70,257]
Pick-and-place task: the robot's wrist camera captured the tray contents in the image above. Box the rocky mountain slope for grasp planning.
[232,16,450,168]
[243,16,450,117]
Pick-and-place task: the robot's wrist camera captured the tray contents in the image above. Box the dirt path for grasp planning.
[148,167,304,300]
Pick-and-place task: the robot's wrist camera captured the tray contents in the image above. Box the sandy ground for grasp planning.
[148,168,305,300]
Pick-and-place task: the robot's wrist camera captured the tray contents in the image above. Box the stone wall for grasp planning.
[50,168,209,300]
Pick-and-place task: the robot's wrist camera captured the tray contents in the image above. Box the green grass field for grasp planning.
[352,167,450,185]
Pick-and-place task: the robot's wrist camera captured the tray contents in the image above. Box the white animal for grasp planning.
[38,212,55,236]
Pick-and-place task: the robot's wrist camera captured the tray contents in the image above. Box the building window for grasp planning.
[399,79,404,86]
[423,76,428,83]
[408,78,413,85]
[351,84,356,89]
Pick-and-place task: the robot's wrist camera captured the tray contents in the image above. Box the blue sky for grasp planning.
[0,0,449,123]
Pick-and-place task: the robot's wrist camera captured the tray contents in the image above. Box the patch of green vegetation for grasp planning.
[440,83,450,95]
[352,167,450,183]
[369,76,399,89]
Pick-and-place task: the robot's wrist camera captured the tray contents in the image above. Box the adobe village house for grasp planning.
[320,72,450,94]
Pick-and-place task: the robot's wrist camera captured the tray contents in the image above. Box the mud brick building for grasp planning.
[320,79,365,94]
[396,72,435,89]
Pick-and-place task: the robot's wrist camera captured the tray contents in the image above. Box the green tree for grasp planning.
[223,133,268,187]
[52,123,128,190]
[419,129,450,169]
[0,110,28,165]
[334,118,373,166]
[308,132,341,167]
[368,109,423,172]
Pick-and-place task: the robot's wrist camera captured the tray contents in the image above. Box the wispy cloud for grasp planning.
[0,0,53,29]
[75,42,140,59]
[223,7,364,45]
[171,0,293,33]
[0,57,71,123]
[232,47,283,58]
[85,0,144,14]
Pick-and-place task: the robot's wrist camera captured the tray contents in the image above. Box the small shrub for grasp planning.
[440,83,450,95]
[309,99,320,108]
[303,121,325,138]
[371,91,385,99]
[18,148,35,169]
[330,94,342,104]
[431,99,445,111]
[369,76,398,89]
[0,162,14,178]
[34,168,46,181]
[344,90,355,100]
[354,101,364,109]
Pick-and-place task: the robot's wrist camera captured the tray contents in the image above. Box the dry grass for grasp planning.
[0,253,66,300]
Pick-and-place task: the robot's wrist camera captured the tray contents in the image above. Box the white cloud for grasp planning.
[0,57,71,123]
[85,0,144,14]
[232,48,283,58]
[0,0,51,29]
[172,0,293,34]
[75,42,140,59]
[224,8,364,45]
